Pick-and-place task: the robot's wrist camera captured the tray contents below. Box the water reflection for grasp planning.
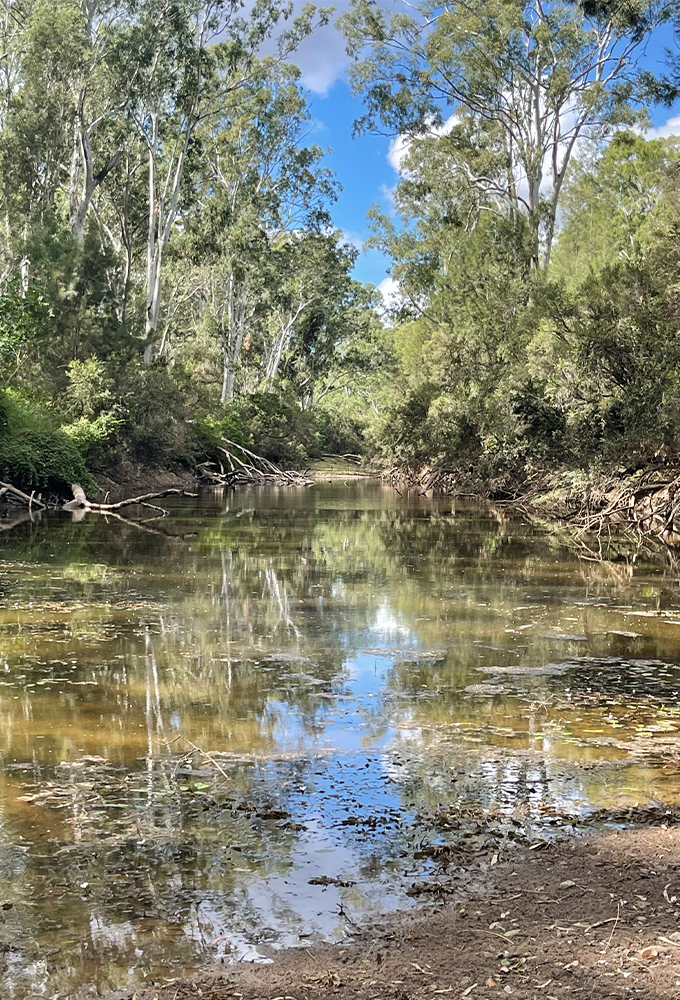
[1,483,680,996]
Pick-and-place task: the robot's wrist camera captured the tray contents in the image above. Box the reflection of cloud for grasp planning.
[90,914,137,949]
[646,114,680,139]
[371,603,410,636]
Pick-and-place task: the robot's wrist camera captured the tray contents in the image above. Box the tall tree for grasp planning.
[113,0,331,362]
[340,0,676,266]
[165,57,337,402]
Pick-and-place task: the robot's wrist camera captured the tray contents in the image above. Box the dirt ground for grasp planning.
[114,822,680,1000]
[93,468,198,503]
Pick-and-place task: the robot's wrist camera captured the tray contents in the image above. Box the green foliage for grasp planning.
[197,411,244,453]
[366,128,680,481]
[340,0,667,266]
[0,0,677,491]
[0,391,97,494]
[233,386,319,467]
[0,282,49,376]
[551,131,680,285]
[118,364,201,469]
[64,358,115,420]
[61,413,123,463]
[0,6,378,483]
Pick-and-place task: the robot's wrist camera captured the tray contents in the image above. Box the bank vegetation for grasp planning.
[3,1,680,537]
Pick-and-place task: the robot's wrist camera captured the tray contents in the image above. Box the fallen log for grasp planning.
[0,480,46,509]
[196,440,313,489]
[64,485,198,516]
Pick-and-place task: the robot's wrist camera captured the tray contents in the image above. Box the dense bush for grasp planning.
[0,391,97,494]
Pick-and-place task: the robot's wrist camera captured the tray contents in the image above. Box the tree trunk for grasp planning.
[69,94,121,245]
[221,361,235,405]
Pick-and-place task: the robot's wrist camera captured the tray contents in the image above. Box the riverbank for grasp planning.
[115,819,680,1000]
[383,465,680,544]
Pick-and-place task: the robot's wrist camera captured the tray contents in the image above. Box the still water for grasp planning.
[1,482,680,997]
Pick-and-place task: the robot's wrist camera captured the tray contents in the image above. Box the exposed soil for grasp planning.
[93,467,198,503]
[114,823,680,1000]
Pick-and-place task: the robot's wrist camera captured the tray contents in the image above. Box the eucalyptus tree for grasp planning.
[263,232,369,405]
[204,56,336,401]
[0,0,29,130]
[67,1,129,245]
[164,57,338,402]
[0,0,129,246]
[340,0,676,267]
[112,0,332,362]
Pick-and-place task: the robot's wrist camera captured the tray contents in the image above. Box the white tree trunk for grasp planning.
[220,279,247,404]
[263,298,310,386]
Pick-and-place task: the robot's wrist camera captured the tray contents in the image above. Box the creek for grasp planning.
[0,482,679,998]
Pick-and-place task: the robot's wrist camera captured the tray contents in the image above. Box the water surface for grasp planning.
[1,483,680,997]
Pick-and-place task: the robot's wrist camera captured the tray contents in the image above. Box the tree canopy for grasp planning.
[1,0,680,492]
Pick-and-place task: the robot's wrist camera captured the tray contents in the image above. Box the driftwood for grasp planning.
[485,470,680,543]
[383,464,680,544]
[197,438,313,488]
[64,485,198,517]
[0,446,310,524]
[0,480,46,509]
[0,482,197,525]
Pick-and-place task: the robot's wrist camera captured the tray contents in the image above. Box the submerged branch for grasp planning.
[384,465,680,547]
[0,480,47,509]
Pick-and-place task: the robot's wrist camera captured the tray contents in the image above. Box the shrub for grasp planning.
[0,391,97,495]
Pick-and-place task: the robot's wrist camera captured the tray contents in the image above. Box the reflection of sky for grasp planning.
[370,604,412,640]
[4,486,680,997]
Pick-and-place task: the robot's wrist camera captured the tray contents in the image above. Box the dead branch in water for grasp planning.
[0,480,47,509]
[64,485,198,516]
[383,466,459,496]
[501,471,680,543]
[384,464,680,546]
[197,438,313,488]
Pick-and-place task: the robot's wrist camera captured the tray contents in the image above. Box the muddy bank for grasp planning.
[93,467,198,503]
[114,822,680,1000]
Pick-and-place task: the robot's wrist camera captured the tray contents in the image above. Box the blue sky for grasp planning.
[287,9,680,295]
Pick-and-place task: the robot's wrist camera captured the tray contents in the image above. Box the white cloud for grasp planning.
[645,114,680,140]
[387,134,411,173]
[339,229,366,251]
[292,20,349,95]
[377,276,400,308]
[387,115,457,176]
[254,3,350,94]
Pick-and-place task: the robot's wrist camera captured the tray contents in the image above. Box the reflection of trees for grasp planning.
[6,751,316,998]
[2,483,680,996]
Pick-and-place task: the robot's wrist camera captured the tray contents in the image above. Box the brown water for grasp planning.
[1,482,680,998]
